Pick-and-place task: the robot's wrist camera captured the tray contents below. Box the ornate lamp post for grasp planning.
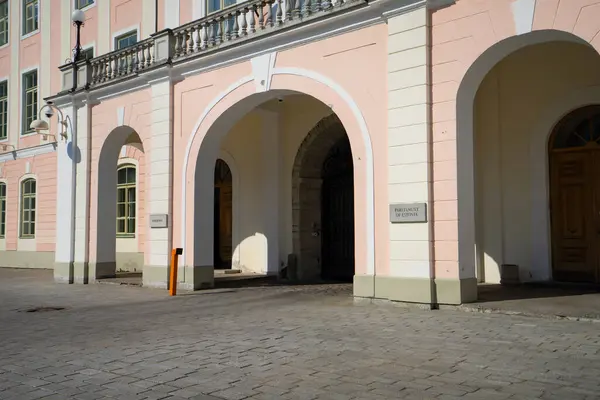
[71,9,86,91]
[29,10,85,139]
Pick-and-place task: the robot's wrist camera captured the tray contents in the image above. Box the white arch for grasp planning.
[217,149,241,268]
[529,85,600,281]
[181,68,375,275]
[456,29,594,280]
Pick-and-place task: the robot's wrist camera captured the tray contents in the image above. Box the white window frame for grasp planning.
[19,176,36,239]
[74,0,95,12]
[0,78,8,142]
[206,0,237,14]
[116,163,137,237]
[21,0,39,39]
[112,26,139,51]
[20,67,38,137]
[0,0,9,48]
[82,43,95,60]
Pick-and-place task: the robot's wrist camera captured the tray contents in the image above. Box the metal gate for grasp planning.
[321,137,355,281]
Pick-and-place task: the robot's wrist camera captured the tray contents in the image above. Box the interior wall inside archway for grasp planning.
[217,94,334,274]
[474,41,600,283]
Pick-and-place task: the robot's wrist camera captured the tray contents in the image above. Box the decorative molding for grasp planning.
[0,143,57,162]
[251,52,278,93]
[180,68,376,275]
[512,0,536,35]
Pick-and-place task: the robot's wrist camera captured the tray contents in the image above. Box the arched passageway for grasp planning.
[458,31,600,284]
[183,87,369,288]
[548,106,600,284]
[292,114,355,282]
[91,126,146,281]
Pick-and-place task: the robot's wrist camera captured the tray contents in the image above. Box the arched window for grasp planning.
[20,178,36,238]
[0,182,6,238]
[551,106,600,150]
[116,165,136,236]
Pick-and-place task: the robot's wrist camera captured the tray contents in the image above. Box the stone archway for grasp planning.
[291,113,354,281]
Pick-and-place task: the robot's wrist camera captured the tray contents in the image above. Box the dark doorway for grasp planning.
[214,159,233,269]
[321,136,355,281]
[549,105,600,284]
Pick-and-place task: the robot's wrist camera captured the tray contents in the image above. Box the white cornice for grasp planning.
[0,143,57,162]
[48,0,442,105]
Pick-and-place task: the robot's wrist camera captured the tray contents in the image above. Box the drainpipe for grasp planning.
[426,8,438,309]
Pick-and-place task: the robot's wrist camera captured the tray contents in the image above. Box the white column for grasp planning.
[73,102,92,283]
[260,110,281,275]
[54,104,77,283]
[143,77,174,288]
[385,6,434,300]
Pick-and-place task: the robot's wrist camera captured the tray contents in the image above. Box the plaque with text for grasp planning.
[389,203,427,223]
[150,214,169,228]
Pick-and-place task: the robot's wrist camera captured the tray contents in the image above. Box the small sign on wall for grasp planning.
[389,203,427,223]
[150,214,169,228]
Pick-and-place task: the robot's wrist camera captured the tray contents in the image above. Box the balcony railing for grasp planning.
[57,0,362,93]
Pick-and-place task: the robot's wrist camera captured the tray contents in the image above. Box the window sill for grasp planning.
[21,29,39,41]
[0,42,9,50]
[0,137,8,143]
[18,236,35,239]
[117,234,136,239]
[20,131,37,137]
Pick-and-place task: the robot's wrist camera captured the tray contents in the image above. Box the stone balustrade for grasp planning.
[56,0,361,94]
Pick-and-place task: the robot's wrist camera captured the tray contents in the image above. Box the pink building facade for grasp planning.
[1,0,600,305]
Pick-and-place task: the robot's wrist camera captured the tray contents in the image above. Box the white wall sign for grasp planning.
[389,203,427,223]
[150,214,169,228]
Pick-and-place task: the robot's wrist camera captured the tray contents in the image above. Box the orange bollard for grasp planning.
[169,248,183,296]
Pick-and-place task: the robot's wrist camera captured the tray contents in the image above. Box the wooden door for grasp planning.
[218,184,233,266]
[214,159,233,269]
[550,151,597,283]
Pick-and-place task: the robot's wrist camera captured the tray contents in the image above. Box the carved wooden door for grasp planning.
[550,151,597,283]
[219,184,233,266]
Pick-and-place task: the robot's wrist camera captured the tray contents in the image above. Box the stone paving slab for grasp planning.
[1,268,600,400]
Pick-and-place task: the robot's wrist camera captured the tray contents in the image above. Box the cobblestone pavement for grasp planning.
[1,269,599,400]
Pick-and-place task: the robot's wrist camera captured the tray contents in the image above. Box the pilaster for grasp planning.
[143,77,175,289]
[260,110,281,275]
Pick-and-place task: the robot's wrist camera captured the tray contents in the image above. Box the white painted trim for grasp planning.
[83,41,96,58]
[218,149,241,268]
[529,86,600,282]
[16,172,38,242]
[117,157,140,240]
[0,0,10,49]
[20,0,40,40]
[456,30,593,281]
[511,0,536,36]
[111,25,140,51]
[180,69,376,275]
[0,77,9,143]
[0,143,56,162]
[19,65,39,137]
[192,0,205,20]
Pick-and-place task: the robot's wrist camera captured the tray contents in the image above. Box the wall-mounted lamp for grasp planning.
[30,101,71,142]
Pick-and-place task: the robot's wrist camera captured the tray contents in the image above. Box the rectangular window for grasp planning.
[207,0,236,14]
[115,31,137,50]
[0,183,6,238]
[116,166,136,236]
[22,0,38,36]
[0,81,7,140]
[20,179,36,238]
[22,70,37,135]
[75,0,94,10]
[0,1,8,46]
[83,47,94,60]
